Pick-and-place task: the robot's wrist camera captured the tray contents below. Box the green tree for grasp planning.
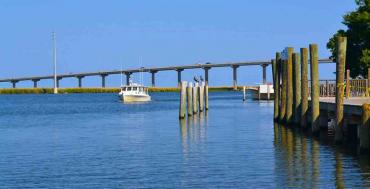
[327,0,370,77]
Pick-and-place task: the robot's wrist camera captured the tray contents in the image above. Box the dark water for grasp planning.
[0,92,369,188]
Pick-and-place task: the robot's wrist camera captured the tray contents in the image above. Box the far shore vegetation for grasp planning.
[0,86,246,95]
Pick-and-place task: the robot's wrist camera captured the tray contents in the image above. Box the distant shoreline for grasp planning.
[0,86,245,94]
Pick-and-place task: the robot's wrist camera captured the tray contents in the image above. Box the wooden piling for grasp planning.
[274,52,281,120]
[346,69,351,99]
[279,60,287,122]
[300,48,309,128]
[205,85,209,110]
[193,82,198,114]
[273,54,280,120]
[368,68,370,97]
[360,104,370,152]
[293,53,301,125]
[286,47,294,124]
[335,37,347,143]
[179,81,187,119]
[187,83,193,116]
[310,44,320,133]
[199,82,205,112]
[276,54,282,118]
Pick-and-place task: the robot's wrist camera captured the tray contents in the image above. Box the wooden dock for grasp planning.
[273,37,370,153]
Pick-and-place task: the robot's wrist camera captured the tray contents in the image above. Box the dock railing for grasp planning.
[308,79,369,98]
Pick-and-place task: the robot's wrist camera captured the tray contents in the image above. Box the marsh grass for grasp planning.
[0,86,243,94]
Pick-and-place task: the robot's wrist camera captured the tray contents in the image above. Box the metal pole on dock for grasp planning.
[360,104,370,152]
[187,82,193,116]
[243,86,246,101]
[346,69,351,99]
[193,82,198,114]
[293,53,301,125]
[286,47,294,124]
[335,37,347,143]
[300,48,309,128]
[310,44,320,134]
[199,82,205,112]
[179,81,187,119]
[279,60,287,122]
[205,85,209,110]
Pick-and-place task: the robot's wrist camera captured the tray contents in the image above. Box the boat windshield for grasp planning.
[122,86,148,94]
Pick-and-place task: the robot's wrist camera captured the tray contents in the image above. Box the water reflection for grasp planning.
[179,111,208,158]
[274,123,370,188]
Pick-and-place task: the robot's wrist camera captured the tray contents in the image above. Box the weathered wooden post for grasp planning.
[187,82,193,116]
[335,37,347,143]
[310,44,320,133]
[272,57,279,120]
[293,53,301,125]
[276,54,282,119]
[286,47,294,124]
[346,69,351,99]
[368,68,370,97]
[179,81,187,119]
[300,48,309,128]
[199,82,205,112]
[279,60,287,122]
[360,104,370,152]
[193,82,199,113]
[205,85,209,110]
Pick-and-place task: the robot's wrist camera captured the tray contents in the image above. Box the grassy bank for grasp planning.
[0,86,243,95]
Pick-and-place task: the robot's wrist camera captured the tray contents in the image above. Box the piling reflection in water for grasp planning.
[274,123,370,188]
[180,111,208,157]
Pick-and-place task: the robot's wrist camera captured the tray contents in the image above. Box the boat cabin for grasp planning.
[121,86,149,94]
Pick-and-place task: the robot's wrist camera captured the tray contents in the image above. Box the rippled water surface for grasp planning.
[0,92,369,188]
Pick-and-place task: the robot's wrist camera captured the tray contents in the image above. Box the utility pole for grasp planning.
[52,32,58,94]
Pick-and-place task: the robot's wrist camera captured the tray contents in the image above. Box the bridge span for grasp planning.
[0,59,332,89]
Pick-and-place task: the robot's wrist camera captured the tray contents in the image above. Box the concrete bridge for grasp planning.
[0,59,332,89]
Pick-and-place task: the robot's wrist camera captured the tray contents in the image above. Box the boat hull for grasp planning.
[122,95,151,102]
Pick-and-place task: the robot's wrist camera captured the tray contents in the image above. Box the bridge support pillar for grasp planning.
[56,78,62,88]
[125,72,132,85]
[203,67,210,86]
[232,65,239,90]
[101,74,108,88]
[176,69,184,87]
[77,76,84,88]
[262,64,268,84]
[150,71,157,87]
[11,80,18,88]
[32,79,40,88]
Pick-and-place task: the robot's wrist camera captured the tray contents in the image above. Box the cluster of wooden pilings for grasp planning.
[272,37,370,153]
[179,81,209,119]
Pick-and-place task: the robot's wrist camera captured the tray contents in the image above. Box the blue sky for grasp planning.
[0,0,357,88]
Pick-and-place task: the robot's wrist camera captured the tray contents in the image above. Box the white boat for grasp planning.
[119,83,151,102]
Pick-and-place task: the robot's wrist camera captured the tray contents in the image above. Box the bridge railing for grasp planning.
[308,79,369,97]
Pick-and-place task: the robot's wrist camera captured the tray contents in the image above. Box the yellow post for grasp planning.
[346,69,350,99]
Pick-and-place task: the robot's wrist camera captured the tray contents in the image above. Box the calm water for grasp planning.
[0,92,369,188]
